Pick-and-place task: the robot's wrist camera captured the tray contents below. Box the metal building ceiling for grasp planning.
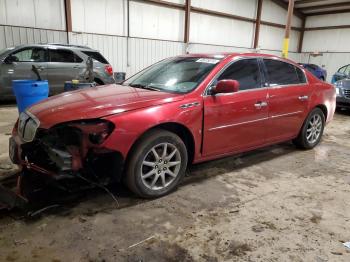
[281,0,350,16]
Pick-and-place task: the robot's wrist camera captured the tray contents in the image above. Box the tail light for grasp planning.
[104,64,113,76]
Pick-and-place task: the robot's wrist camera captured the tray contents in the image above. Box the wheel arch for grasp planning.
[315,104,328,121]
[125,122,196,167]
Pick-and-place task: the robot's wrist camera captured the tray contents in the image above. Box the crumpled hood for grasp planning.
[28,84,184,128]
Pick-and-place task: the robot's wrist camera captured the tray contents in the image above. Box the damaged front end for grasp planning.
[1,111,123,210]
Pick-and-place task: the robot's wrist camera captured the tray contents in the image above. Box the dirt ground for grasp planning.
[0,104,350,262]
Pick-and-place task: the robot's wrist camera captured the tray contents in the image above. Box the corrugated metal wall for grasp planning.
[69,32,185,76]
[0,0,67,49]
[1,0,337,79]
[0,0,66,30]
[0,25,67,50]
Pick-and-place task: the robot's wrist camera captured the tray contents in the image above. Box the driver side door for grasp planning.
[202,58,268,157]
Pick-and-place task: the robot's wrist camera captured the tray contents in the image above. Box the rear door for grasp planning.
[203,58,268,156]
[262,58,310,143]
[47,48,84,94]
[1,47,48,96]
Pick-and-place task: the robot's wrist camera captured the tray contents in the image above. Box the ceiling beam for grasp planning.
[260,20,301,31]
[132,0,185,10]
[270,0,305,19]
[191,6,255,23]
[299,2,350,11]
[305,24,350,31]
[295,0,331,6]
[306,8,350,16]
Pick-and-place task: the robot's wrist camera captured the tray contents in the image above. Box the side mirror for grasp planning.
[211,80,240,95]
[4,55,18,64]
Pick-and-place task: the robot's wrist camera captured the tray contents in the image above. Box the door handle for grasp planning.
[254,101,268,109]
[298,95,309,101]
[37,66,45,71]
[73,65,80,69]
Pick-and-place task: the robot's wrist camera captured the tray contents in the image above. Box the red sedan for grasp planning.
[10,53,336,198]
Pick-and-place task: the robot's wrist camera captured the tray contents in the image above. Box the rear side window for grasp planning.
[264,59,302,86]
[82,51,108,64]
[49,49,83,63]
[217,59,261,90]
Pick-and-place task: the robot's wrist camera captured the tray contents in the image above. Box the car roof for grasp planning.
[9,43,98,52]
[179,52,300,66]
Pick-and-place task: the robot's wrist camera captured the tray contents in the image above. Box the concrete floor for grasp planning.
[0,105,350,262]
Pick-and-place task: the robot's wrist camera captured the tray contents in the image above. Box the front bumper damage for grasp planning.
[1,116,123,210]
[0,172,28,210]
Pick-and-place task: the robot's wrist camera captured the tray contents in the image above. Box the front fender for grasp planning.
[102,100,203,160]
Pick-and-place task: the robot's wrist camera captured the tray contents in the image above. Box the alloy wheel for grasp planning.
[141,143,181,190]
[306,114,322,144]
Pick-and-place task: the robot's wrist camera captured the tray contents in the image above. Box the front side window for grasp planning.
[123,57,222,93]
[216,59,261,90]
[11,47,47,62]
[264,59,301,86]
[49,49,83,63]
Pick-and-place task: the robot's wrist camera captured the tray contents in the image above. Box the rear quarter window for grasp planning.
[82,51,109,64]
[264,59,305,86]
[296,67,307,83]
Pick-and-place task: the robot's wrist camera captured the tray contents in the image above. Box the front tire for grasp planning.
[293,108,325,149]
[126,129,188,198]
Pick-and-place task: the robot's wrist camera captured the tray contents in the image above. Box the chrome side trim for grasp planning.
[180,102,201,109]
[270,111,303,119]
[209,117,269,131]
[208,110,303,131]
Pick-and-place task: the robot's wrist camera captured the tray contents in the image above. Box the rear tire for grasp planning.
[293,108,325,149]
[126,129,188,198]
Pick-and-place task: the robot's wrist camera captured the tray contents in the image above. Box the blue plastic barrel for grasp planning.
[12,80,49,113]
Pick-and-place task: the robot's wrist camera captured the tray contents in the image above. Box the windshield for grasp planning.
[123,57,222,93]
[0,47,15,58]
